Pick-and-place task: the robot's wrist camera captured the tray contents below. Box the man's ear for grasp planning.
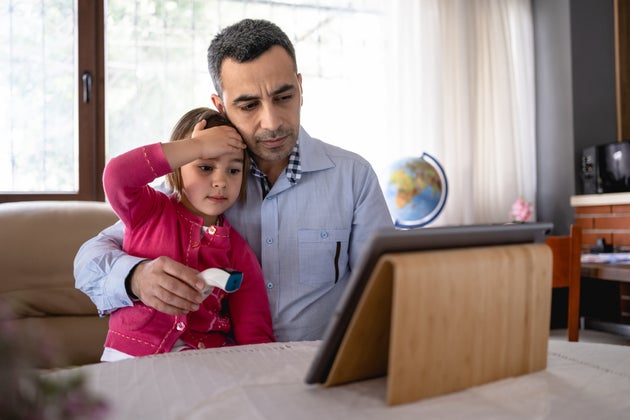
[211,94,225,113]
[297,73,303,106]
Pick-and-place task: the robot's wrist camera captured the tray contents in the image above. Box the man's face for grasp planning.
[212,45,303,169]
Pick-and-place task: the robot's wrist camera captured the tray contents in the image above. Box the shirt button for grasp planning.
[266,237,273,245]
[266,282,274,289]
[176,321,186,331]
[320,231,329,239]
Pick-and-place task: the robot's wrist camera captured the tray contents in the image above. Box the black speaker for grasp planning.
[598,141,630,193]
[579,140,630,194]
[580,145,599,194]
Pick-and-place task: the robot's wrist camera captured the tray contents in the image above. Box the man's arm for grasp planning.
[348,163,394,269]
[74,220,143,315]
[74,220,206,316]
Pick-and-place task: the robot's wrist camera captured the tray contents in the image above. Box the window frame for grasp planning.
[0,0,105,203]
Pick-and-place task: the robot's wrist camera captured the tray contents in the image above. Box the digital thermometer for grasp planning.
[198,268,243,296]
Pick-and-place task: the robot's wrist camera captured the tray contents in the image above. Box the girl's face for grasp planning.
[179,149,244,226]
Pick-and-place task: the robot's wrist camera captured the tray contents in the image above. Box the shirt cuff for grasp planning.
[103,254,146,312]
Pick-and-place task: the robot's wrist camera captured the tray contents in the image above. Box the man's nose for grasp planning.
[260,103,281,131]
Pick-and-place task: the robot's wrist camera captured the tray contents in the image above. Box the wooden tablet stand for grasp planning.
[323,244,552,406]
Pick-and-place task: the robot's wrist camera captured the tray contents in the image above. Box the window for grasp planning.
[0,0,97,201]
[1,0,104,202]
[1,0,76,193]
[1,0,386,203]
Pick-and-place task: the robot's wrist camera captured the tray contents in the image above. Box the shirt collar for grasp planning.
[250,139,302,195]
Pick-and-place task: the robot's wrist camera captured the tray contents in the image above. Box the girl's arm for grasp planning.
[160,121,244,170]
[103,121,244,228]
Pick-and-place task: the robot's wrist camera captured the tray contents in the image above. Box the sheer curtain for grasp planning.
[384,0,536,225]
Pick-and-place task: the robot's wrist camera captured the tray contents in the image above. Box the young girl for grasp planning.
[101,107,274,361]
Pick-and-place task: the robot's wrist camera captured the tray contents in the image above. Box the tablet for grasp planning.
[304,222,553,385]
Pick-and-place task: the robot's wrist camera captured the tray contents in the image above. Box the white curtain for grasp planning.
[384,0,536,225]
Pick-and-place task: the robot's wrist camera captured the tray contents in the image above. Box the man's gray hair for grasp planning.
[207,19,297,96]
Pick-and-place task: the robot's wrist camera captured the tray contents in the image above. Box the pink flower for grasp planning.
[509,197,533,222]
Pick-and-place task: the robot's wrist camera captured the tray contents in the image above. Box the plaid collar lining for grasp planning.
[250,140,302,196]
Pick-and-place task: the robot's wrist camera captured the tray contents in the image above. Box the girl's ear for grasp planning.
[211,94,224,113]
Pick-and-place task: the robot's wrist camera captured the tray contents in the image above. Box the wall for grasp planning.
[570,0,618,187]
[534,0,575,235]
[534,0,621,326]
[534,0,618,235]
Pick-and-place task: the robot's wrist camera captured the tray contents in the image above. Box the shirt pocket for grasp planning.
[298,228,350,284]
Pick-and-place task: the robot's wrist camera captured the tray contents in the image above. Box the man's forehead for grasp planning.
[221,76,299,105]
[219,46,297,95]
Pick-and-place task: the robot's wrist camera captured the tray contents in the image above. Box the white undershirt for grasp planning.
[101,339,191,362]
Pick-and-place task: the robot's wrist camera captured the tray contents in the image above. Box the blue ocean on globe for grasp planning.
[385,153,448,229]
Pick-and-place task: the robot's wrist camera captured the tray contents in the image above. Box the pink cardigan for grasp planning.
[102,143,274,356]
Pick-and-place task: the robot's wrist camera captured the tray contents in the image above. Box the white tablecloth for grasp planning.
[44,340,630,419]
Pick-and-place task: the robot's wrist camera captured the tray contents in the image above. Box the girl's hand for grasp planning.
[192,119,246,159]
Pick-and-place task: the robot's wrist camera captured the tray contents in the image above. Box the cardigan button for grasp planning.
[197,342,206,349]
[176,321,186,331]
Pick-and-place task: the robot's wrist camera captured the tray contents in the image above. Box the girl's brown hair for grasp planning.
[165,107,248,202]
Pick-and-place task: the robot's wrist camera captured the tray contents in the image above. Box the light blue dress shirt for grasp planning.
[74,127,393,342]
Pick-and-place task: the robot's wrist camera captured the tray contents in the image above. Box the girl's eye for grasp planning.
[229,168,241,175]
[199,165,212,172]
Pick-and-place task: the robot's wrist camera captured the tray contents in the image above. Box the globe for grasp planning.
[385,153,448,229]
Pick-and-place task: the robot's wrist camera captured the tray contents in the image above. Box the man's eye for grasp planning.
[276,94,292,102]
[240,102,258,112]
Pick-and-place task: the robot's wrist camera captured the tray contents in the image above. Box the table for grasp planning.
[43,340,630,419]
[582,262,630,283]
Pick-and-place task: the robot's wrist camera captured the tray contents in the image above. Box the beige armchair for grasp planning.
[0,200,118,367]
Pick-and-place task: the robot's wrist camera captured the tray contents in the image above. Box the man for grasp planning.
[74,19,392,342]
